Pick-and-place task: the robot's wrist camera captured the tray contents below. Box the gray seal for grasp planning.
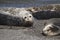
[0,8,34,27]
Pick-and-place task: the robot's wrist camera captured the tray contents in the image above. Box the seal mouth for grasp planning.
[24,21,33,27]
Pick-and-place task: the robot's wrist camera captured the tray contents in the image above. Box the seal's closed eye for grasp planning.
[50,25,59,32]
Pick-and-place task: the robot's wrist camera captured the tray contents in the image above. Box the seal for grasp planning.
[42,18,60,36]
[0,7,34,27]
[18,10,34,27]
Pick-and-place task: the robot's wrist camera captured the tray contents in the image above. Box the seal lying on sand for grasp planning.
[32,11,60,19]
[42,18,60,36]
[0,8,34,27]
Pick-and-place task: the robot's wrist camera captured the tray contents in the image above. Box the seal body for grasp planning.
[42,18,60,36]
[0,7,34,27]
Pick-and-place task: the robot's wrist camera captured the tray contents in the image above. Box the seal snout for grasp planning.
[24,21,33,27]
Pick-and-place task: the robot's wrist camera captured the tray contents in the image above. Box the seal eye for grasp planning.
[24,17,27,19]
[47,30,50,31]
[29,16,31,17]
